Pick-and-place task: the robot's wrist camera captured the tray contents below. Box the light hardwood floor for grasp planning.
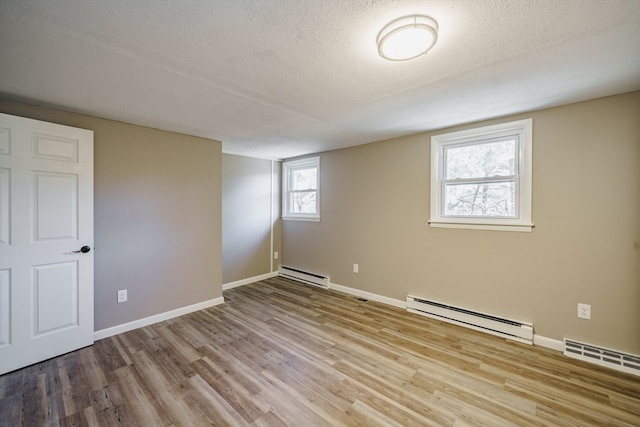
[1,276,639,426]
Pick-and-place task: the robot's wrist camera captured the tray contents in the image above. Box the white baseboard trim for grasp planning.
[329,282,406,309]
[223,271,279,290]
[534,334,564,352]
[94,296,225,341]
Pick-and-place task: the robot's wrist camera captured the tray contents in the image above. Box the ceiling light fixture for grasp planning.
[377,15,439,61]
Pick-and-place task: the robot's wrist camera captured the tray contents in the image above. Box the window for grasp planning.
[282,156,320,221]
[430,119,533,232]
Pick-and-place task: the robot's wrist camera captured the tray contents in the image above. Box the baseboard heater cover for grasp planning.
[564,339,640,376]
[406,296,534,345]
[279,265,329,288]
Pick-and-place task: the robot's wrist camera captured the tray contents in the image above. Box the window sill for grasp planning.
[282,216,320,222]
[428,221,533,232]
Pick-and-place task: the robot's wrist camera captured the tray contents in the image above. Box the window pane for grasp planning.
[445,138,516,179]
[291,167,317,190]
[444,181,516,217]
[290,192,317,214]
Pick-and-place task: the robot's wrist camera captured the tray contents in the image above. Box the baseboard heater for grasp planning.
[564,339,640,376]
[406,296,534,345]
[279,265,330,288]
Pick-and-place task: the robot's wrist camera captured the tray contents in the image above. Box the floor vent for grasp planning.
[406,296,533,345]
[279,265,329,288]
[564,339,640,376]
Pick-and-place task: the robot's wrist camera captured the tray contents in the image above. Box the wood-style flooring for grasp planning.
[1,276,639,426]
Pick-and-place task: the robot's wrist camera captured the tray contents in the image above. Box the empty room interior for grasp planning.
[0,0,639,425]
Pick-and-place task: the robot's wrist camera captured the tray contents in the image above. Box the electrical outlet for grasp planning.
[577,303,591,319]
[353,263,359,273]
[117,289,127,304]
[274,251,279,260]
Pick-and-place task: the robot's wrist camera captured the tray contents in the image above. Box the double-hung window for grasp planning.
[430,118,533,232]
[282,156,320,221]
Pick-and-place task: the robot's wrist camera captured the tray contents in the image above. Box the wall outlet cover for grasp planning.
[578,303,591,319]
[117,289,128,304]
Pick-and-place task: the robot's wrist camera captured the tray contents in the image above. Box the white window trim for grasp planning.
[282,156,320,222]
[430,118,533,232]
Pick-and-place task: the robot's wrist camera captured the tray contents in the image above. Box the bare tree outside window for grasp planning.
[290,167,317,213]
[443,138,518,217]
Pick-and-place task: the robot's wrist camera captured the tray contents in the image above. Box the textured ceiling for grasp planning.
[1,0,639,159]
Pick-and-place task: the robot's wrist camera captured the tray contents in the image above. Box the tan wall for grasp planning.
[272,160,282,273]
[0,99,222,331]
[282,92,640,354]
[222,154,281,283]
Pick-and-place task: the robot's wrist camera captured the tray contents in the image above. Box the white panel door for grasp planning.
[0,113,94,375]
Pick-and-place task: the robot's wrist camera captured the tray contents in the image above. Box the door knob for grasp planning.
[72,246,91,254]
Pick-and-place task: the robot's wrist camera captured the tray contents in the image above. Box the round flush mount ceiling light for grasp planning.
[377,15,439,61]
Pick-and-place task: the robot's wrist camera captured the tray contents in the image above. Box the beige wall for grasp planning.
[0,99,222,331]
[282,92,640,354]
[222,154,281,283]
